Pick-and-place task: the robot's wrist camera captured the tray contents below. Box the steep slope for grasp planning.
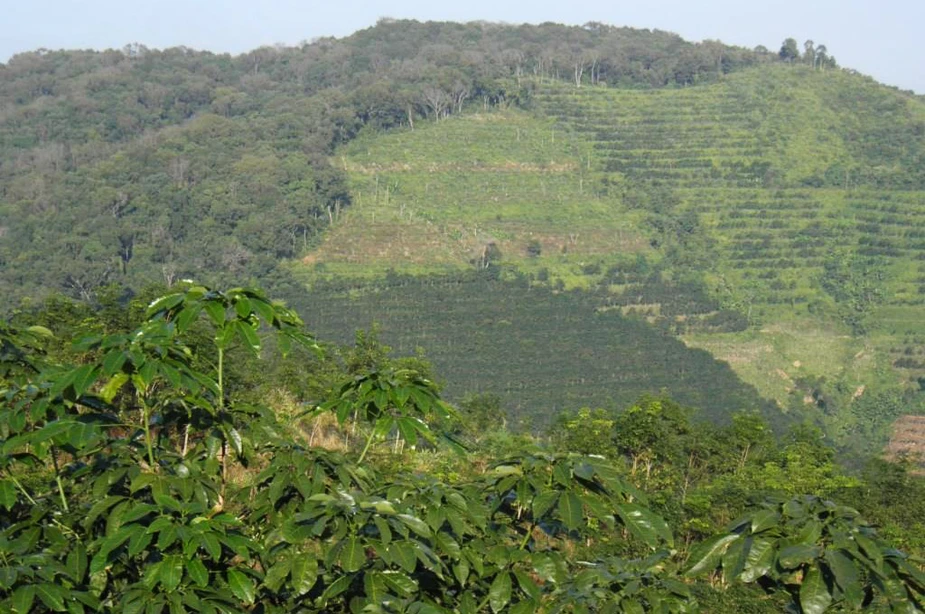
[293,64,925,446]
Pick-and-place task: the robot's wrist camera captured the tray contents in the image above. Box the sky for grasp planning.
[2,0,922,94]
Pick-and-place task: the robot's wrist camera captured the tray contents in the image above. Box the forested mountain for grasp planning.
[0,20,783,304]
[1,19,923,452]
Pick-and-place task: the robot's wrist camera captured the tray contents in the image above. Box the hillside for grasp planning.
[3,21,925,449]
[292,273,780,431]
[294,63,925,448]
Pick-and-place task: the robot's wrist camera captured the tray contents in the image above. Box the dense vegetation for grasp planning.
[1,284,923,613]
[295,271,778,430]
[0,19,821,306]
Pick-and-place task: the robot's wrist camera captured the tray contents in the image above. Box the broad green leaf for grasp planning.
[391,541,418,573]
[66,543,88,582]
[263,560,290,592]
[290,556,318,596]
[381,570,418,597]
[339,537,365,573]
[454,559,470,586]
[509,601,538,614]
[233,297,252,319]
[319,574,352,606]
[558,492,583,531]
[489,571,512,613]
[514,570,541,601]
[749,509,781,534]
[35,583,67,612]
[159,555,184,592]
[617,503,673,549]
[685,534,741,576]
[825,550,862,605]
[779,544,822,570]
[374,516,392,544]
[741,538,775,582]
[398,514,432,538]
[186,558,209,588]
[227,569,256,605]
[800,563,833,614]
[532,491,558,519]
[147,293,185,317]
[11,585,36,613]
[235,320,261,354]
[203,301,225,327]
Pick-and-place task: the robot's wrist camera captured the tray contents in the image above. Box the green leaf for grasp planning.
[100,373,129,404]
[66,543,88,583]
[11,585,36,613]
[514,570,541,601]
[749,509,781,534]
[532,491,558,520]
[558,492,583,531]
[616,503,673,549]
[685,534,741,576]
[0,479,16,510]
[800,562,833,614]
[203,301,226,327]
[159,555,184,592]
[319,574,352,606]
[235,320,261,354]
[825,550,862,604]
[381,570,418,597]
[339,537,365,573]
[779,544,822,570]
[489,571,513,613]
[290,556,318,596]
[227,569,256,605]
[233,297,253,319]
[225,427,243,457]
[186,558,209,588]
[35,584,67,612]
[509,601,538,614]
[374,516,392,545]
[390,541,418,573]
[398,514,432,538]
[740,538,775,583]
[147,293,185,317]
[200,533,222,561]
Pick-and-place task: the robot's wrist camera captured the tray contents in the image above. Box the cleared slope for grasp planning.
[300,110,651,285]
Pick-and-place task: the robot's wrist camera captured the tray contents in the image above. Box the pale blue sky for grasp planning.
[3,0,922,94]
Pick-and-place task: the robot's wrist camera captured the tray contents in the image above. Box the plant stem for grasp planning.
[520,521,536,550]
[358,429,377,464]
[50,447,70,512]
[142,400,156,471]
[8,474,37,506]
[217,345,228,495]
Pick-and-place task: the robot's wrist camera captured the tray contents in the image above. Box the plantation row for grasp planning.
[291,272,778,429]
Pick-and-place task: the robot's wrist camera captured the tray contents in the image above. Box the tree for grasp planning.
[779,38,800,63]
[803,39,816,67]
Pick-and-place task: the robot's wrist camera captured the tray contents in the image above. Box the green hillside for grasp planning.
[291,273,780,431]
[291,64,925,448]
[2,22,924,451]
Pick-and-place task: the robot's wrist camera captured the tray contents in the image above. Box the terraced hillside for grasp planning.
[292,64,925,444]
[530,66,925,400]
